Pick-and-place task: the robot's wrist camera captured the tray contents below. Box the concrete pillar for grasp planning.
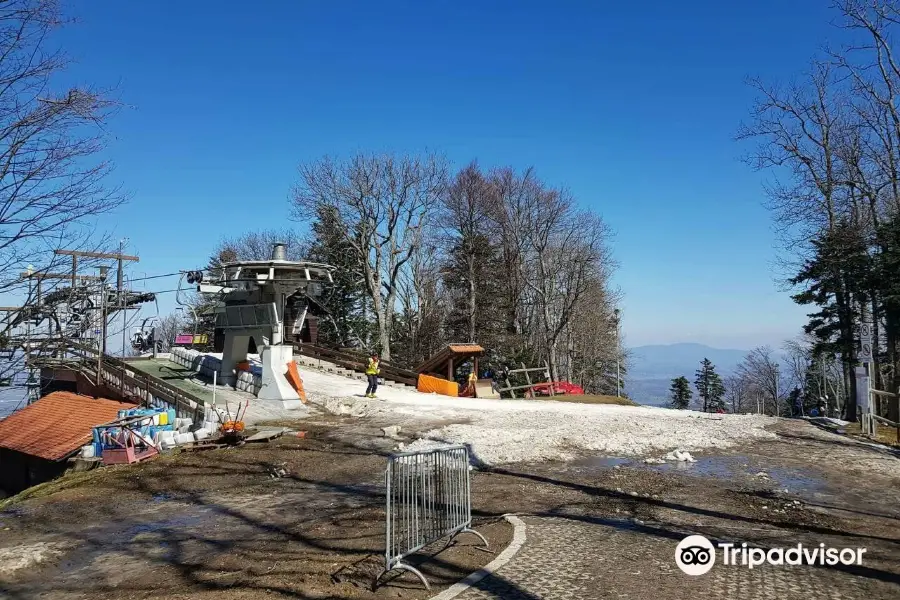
[220,331,251,386]
[258,345,303,408]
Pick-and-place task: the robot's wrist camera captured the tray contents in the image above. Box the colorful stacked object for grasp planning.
[90,407,176,457]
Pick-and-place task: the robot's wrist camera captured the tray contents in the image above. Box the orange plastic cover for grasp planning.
[416,374,459,397]
[286,360,307,403]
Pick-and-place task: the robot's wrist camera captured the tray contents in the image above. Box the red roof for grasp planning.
[0,392,135,461]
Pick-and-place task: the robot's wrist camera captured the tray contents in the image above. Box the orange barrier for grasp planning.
[236,361,251,372]
[286,360,307,403]
[416,373,459,397]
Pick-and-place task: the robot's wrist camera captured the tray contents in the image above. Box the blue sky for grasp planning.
[51,0,839,349]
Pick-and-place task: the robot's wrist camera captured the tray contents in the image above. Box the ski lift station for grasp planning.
[199,243,335,406]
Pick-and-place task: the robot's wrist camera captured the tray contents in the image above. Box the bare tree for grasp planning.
[440,162,496,343]
[724,374,751,414]
[737,346,787,416]
[520,185,614,380]
[566,284,622,393]
[395,231,445,365]
[212,228,308,265]
[738,60,863,420]
[0,1,123,384]
[782,337,811,394]
[488,167,536,347]
[154,311,186,353]
[291,152,447,361]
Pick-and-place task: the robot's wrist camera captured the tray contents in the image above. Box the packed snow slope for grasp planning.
[297,367,778,466]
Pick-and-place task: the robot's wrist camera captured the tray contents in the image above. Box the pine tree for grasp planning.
[307,206,371,348]
[695,358,726,412]
[790,220,870,421]
[442,233,505,344]
[669,376,692,409]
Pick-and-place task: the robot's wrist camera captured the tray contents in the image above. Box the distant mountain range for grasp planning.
[625,343,749,406]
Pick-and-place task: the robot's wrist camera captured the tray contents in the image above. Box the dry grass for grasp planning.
[537,394,638,406]
[842,421,900,448]
[0,468,107,510]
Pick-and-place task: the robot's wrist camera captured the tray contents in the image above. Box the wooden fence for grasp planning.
[496,362,553,399]
[293,343,419,387]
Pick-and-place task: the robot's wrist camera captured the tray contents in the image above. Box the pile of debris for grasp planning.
[83,404,229,462]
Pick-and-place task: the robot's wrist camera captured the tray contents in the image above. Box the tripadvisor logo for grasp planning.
[676,535,716,575]
[675,535,867,575]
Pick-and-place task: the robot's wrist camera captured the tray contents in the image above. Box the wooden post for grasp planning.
[521,362,533,398]
[447,358,454,381]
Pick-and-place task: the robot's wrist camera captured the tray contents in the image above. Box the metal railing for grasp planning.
[379,445,488,589]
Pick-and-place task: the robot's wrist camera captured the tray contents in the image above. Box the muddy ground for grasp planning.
[1,415,899,599]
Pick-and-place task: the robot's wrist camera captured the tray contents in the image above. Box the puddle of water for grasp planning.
[765,467,825,493]
[124,513,207,537]
[651,455,749,478]
[649,456,826,494]
[570,456,631,469]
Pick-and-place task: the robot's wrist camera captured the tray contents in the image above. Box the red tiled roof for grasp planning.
[0,392,135,461]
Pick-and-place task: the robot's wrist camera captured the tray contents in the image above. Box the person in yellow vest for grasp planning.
[464,370,477,397]
[365,354,380,398]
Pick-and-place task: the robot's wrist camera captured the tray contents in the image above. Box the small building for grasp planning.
[0,392,133,495]
[418,344,486,381]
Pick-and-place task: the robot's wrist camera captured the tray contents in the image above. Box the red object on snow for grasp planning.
[531,381,585,396]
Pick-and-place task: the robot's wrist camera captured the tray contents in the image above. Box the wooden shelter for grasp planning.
[417,344,485,381]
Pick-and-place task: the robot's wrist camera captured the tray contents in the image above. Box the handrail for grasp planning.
[294,343,418,386]
[66,342,206,416]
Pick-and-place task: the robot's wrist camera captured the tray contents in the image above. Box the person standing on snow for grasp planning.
[365,354,381,398]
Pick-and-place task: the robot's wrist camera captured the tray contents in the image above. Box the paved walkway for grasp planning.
[455,516,892,600]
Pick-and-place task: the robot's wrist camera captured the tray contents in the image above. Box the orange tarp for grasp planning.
[286,360,307,403]
[417,374,459,397]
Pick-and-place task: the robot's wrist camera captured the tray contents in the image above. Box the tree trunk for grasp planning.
[467,250,476,343]
[369,274,391,362]
[871,293,882,391]
[547,338,559,383]
[836,281,857,422]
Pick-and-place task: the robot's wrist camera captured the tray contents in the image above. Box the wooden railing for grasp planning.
[496,363,553,399]
[294,343,419,387]
[67,343,206,420]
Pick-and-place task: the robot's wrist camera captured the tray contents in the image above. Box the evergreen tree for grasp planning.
[695,358,726,412]
[669,376,692,409]
[790,220,870,420]
[442,232,505,345]
[307,206,371,348]
[787,387,804,416]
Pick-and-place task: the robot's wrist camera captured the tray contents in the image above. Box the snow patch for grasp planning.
[0,541,68,575]
[299,366,778,467]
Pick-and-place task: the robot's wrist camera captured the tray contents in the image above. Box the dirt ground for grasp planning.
[1,414,899,599]
[0,416,511,600]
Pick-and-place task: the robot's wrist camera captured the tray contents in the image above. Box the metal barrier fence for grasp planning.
[380,445,488,589]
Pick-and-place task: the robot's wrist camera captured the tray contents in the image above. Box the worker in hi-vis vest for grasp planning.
[365,354,381,398]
